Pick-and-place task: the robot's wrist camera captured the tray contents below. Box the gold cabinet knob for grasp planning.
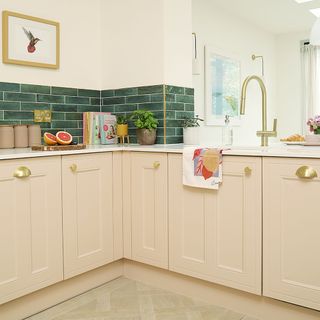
[153,161,160,169]
[244,166,252,176]
[70,164,77,173]
[296,166,318,179]
[13,166,31,178]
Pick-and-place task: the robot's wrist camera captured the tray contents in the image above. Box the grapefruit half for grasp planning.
[56,131,73,145]
[43,132,57,145]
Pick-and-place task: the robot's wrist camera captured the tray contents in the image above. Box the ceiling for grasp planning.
[210,0,320,34]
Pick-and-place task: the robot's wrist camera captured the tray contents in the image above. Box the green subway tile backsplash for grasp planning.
[65,96,90,105]
[78,89,100,97]
[0,82,20,92]
[52,86,78,96]
[4,92,36,102]
[37,94,64,103]
[0,82,193,144]
[21,84,50,94]
[0,101,20,110]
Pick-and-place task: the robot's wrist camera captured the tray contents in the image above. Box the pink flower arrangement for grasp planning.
[307,115,320,134]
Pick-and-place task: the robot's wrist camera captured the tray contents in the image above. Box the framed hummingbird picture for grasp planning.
[2,11,60,69]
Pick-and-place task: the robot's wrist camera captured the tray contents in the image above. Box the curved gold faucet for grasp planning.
[240,75,277,147]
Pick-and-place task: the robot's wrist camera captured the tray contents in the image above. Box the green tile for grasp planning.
[0,101,20,110]
[101,105,115,113]
[157,127,175,136]
[165,85,184,94]
[0,120,20,125]
[34,122,51,128]
[37,94,64,103]
[138,85,163,94]
[51,104,77,112]
[0,82,20,92]
[4,92,36,102]
[90,98,101,105]
[151,94,164,102]
[126,95,150,104]
[66,96,90,105]
[137,102,163,111]
[0,110,3,119]
[65,128,82,136]
[166,102,184,111]
[4,111,33,120]
[114,104,137,112]
[165,94,176,102]
[166,136,183,144]
[166,119,183,127]
[78,89,100,97]
[77,105,100,112]
[156,136,164,144]
[21,102,50,110]
[77,120,83,128]
[52,86,77,96]
[176,94,194,104]
[52,112,65,120]
[0,92,4,100]
[175,127,183,136]
[152,110,175,119]
[185,87,194,95]
[21,84,50,94]
[130,136,137,144]
[101,90,115,97]
[66,113,83,120]
[176,111,194,119]
[103,97,125,105]
[128,128,137,135]
[115,88,138,96]
[51,120,78,128]
[184,103,194,111]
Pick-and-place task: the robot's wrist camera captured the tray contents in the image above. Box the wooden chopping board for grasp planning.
[31,144,86,151]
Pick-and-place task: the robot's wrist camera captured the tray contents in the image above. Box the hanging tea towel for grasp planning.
[183,147,224,190]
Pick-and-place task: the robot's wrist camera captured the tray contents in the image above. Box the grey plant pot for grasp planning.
[136,128,157,145]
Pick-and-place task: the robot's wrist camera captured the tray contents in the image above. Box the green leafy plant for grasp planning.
[182,115,204,128]
[131,110,158,130]
[116,114,129,125]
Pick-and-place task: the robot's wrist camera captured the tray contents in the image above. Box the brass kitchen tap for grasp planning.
[240,75,277,147]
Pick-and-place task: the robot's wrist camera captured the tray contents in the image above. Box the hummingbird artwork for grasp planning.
[22,27,40,53]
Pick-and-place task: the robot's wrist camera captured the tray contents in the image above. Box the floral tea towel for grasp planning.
[183,147,223,190]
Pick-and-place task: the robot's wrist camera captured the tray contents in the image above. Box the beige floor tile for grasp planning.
[26,277,256,320]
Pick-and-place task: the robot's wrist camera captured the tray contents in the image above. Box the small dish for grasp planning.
[282,141,305,145]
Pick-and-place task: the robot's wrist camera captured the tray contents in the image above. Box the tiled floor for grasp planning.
[26,277,258,320]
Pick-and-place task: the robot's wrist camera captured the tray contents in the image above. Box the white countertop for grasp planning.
[2,143,320,160]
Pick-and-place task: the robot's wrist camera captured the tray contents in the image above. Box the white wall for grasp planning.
[0,0,102,89]
[163,0,192,87]
[101,0,192,89]
[275,31,309,137]
[192,0,278,146]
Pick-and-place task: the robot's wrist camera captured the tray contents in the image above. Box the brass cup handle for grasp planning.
[296,166,318,179]
[153,161,160,169]
[70,164,77,172]
[13,166,31,178]
[244,166,252,176]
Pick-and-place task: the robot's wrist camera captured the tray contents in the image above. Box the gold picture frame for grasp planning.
[2,11,60,69]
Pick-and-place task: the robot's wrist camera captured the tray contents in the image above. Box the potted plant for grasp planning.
[183,115,204,145]
[131,110,158,145]
[116,115,129,137]
[306,115,320,144]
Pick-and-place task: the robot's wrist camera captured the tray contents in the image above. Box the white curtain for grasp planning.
[301,44,320,134]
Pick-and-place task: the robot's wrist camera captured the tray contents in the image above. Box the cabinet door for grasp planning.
[169,154,261,294]
[263,158,320,311]
[0,157,63,304]
[62,153,114,279]
[131,152,168,269]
